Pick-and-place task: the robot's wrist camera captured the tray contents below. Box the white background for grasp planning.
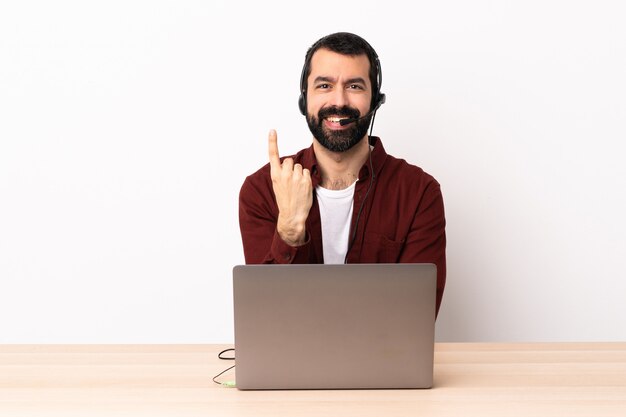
[1,1,625,343]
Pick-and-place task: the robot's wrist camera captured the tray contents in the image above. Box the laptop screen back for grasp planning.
[233,263,437,390]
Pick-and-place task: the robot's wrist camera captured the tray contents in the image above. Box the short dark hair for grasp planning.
[300,32,382,108]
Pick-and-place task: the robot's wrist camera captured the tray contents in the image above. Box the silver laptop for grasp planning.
[232,263,437,390]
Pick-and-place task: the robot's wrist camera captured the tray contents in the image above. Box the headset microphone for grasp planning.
[338,94,386,126]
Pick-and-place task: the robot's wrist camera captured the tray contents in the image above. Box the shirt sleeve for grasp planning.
[238,171,312,264]
[398,180,447,316]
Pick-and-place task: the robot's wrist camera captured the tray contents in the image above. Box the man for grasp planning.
[238,32,446,314]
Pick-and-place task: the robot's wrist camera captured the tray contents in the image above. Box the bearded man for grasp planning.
[238,32,447,315]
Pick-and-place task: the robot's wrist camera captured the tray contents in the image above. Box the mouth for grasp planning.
[324,115,352,129]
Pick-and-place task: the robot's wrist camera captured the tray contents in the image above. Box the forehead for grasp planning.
[308,48,371,84]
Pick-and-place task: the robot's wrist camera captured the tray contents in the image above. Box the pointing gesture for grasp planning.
[268,129,313,246]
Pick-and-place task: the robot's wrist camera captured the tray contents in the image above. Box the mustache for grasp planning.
[317,105,360,120]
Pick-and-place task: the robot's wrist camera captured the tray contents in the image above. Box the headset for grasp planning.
[297,35,386,117]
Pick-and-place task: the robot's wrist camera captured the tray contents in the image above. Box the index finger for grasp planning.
[268,129,281,172]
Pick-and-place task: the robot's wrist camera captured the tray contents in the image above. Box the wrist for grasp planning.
[277,217,306,246]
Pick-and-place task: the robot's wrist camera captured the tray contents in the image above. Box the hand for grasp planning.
[268,129,313,246]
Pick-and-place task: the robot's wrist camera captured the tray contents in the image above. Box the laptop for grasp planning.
[232,263,437,390]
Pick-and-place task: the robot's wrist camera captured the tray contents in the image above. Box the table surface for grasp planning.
[1,343,625,417]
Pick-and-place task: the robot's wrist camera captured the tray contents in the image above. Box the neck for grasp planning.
[313,135,370,190]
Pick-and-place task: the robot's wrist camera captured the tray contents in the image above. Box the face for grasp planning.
[305,49,373,152]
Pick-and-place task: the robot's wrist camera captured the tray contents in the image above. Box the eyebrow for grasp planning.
[313,76,368,86]
[345,77,367,86]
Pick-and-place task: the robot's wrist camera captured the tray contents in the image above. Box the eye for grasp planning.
[348,84,364,90]
[316,83,331,89]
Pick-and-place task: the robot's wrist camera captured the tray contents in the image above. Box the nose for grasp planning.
[328,86,348,108]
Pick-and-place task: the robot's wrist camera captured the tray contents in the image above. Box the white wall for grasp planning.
[1,0,625,343]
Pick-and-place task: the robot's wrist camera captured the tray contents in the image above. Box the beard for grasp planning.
[306,105,372,152]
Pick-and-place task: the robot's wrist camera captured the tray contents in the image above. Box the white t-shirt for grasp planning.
[315,181,356,264]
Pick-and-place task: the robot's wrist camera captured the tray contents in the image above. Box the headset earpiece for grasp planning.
[298,93,306,116]
[376,92,386,108]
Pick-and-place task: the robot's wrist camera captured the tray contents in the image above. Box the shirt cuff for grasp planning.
[271,229,311,263]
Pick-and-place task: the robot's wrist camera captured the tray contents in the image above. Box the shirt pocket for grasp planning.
[361,232,404,263]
